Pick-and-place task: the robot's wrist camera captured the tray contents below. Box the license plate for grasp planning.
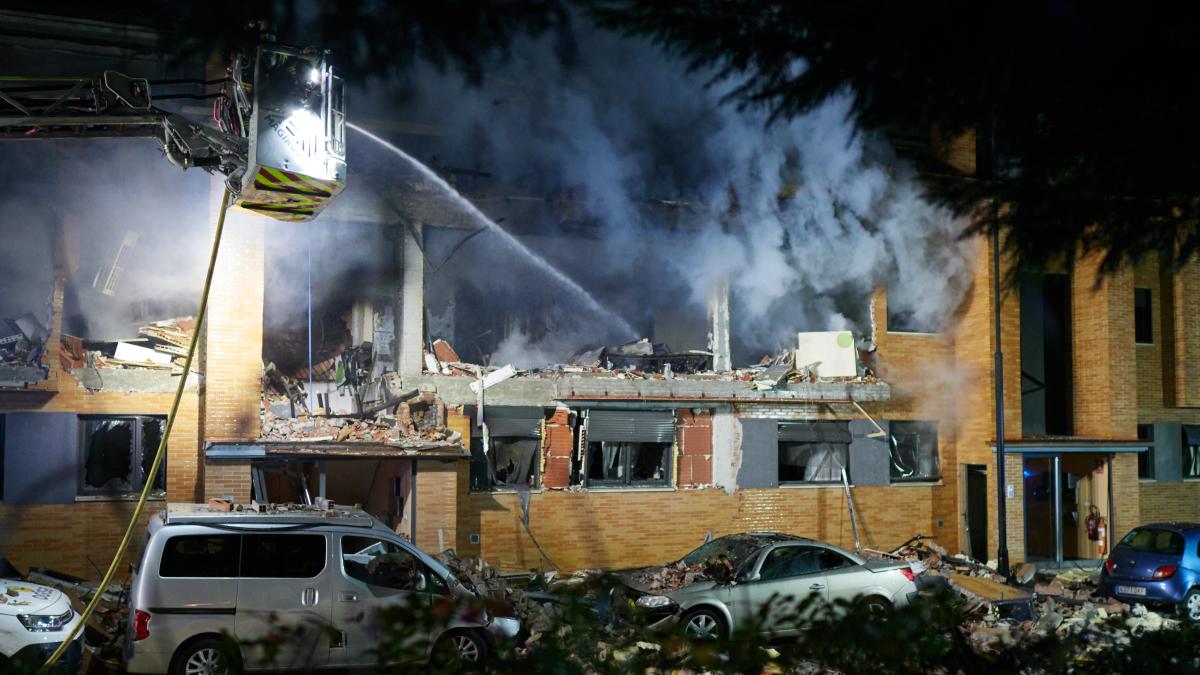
[1116,585,1147,596]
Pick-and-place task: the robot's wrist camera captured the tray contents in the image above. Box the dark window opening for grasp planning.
[79,415,166,496]
[1020,272,1073,436]
[1183,426,1200,480]
[585,441,671,487]
[241,534,326,578]
[159,535,240,578]
[890,421,941,482]
[1134,288,1153,344]
[778,421,851,484]
[1137,424,1155,480]
[470,437,540,491]
[887,307,939,334]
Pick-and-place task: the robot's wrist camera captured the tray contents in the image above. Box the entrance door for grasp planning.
[965,465,989,562]
[1023,453,1112,563]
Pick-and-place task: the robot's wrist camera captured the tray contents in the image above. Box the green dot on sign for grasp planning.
[837,332,853,348]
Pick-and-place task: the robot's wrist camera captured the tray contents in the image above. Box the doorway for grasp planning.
[1022,453,1111,563]
[965,464,989,562]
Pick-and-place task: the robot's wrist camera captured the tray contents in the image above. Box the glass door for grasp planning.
[1023,455,1057,561]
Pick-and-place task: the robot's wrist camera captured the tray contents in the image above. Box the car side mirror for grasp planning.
[415,571,427,591]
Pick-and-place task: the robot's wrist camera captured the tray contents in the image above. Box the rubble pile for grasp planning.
[894,537,1181,653]
[421,336,880,385]
[259,393,462,447]
[0,314,47,368]
[23,568,127,672]
[63,317,199,374]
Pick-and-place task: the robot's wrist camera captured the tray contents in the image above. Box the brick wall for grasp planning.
[458,484,935,574]
[1139,481,1200,524]
[0,502,158,579]
[1169,259,1200,407]
[675,409,713,486]
[204,195,265,444]
[542,407,573,489]
[202,462,250,502]
[414,461,458,553]
[1072,254,1138,439]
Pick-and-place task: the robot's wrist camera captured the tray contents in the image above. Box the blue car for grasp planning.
[1099,523,1200,619]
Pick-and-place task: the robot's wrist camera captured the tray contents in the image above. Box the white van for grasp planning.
[124,504,518,674]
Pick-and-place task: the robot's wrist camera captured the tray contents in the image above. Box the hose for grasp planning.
[43,188,232,669]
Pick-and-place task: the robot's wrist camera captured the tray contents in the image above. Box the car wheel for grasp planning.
[170,637,240,675]
[1183,588,1200,622]
[681,607,727,640]
[432,630,487,669]
[858,595,894,619]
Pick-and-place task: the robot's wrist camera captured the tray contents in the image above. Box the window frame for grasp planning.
[1137,424,1155,480]
[888,420,942,483]
[583,440,673,488]
[77,414,167,497]
[777,422,851,485]
[469,435,542,492]
[338,534,446,594]
[1134,287,1153,345]
[1183,426,1200,480]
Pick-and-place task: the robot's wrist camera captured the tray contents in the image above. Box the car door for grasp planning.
[740,544,829,636]
[330,533,447,668]
[234,532,333,671]
[819,547,872,606]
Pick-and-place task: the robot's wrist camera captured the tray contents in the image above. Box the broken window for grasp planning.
[581,409,675,488]
[1134,288,1153,344]
[1183,426,1200,479]
[341,535,445,593]
[468,406,543,491]
[79,415,166,496]
[778,421,850,483]
[889,421,941,482]
[471,437,540,490]
[586,442,671,486]
[1137,424,1155,480]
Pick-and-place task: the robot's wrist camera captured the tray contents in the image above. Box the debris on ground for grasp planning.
[24,568,128,672]
[64,317,199,374]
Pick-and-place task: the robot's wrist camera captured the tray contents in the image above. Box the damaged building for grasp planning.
[1,7,1199,587]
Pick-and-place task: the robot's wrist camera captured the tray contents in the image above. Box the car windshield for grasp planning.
[1120,528,1184,555]
[681,535,775,566]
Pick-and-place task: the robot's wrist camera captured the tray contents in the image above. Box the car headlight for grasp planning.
[18,609,73,632]
[635,595,675,609]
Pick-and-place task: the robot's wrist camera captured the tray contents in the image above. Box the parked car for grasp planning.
[619,532,919,639]
[1100,523,1200,619]
[0,578,83,672]
[124,503,519,674]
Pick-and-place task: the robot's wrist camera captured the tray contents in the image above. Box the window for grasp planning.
[1137,424,1155,480]
[341,536,445,593]
[817,548,854,571]
[887,298,939,334]
[1184,426,1200,479]
[1134,288,1153,344]
[758,546,821,581]
[241,534,326,578]
[1120,528,1183,555]
[470,437,540,491]
[79,415,166,495]
[585,441,671,486]
[159,535,240,578]
[778,422,850,483]
[890,421,941,482]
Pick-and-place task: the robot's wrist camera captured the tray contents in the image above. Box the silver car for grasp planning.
[124,504,518,674]
[623,533,919,639]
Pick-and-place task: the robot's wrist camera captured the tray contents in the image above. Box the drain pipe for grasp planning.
[993,199,1011,578]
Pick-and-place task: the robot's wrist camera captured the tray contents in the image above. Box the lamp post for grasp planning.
[992,200,1011,578]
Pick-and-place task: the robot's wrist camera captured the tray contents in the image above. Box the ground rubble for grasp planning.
[892,537,1180,653]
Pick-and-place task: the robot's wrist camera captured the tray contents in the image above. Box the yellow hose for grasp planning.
[44,188,232,669]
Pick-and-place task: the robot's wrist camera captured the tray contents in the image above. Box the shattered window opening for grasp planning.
[889,420,941,482]
[777,421,851,485]
[585,441,671,487]
[470,436,540,491]
[79,415,167,496]
[341,535,446,594]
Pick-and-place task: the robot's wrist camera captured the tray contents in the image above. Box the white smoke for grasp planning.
[375,22,975,363]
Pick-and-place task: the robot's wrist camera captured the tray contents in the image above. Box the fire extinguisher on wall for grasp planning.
[1086,506,1100,540]
[1098,517,1108,555]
